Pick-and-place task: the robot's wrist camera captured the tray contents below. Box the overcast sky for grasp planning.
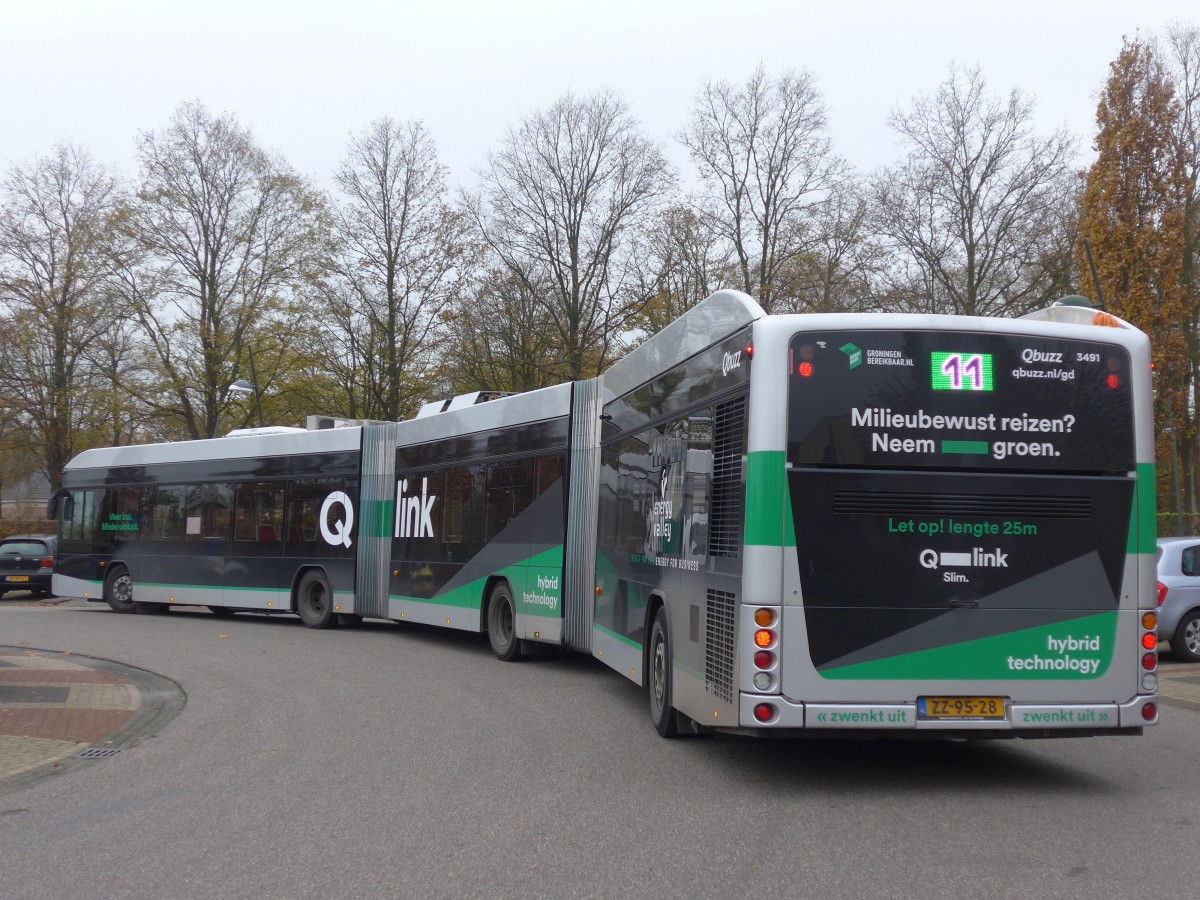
[2,0,1196,192]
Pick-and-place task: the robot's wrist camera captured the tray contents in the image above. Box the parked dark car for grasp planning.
[0,534,57,598]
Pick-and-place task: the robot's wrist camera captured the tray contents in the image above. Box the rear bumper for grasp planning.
[738,693,1158,735]
[1,571,53,593]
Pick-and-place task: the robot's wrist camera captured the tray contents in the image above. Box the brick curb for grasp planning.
[0,647,186,795]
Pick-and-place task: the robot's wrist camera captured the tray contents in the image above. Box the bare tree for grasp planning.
[870,64,1077,316]
[679,65,846,313]
[631,203,736,334]
[324,117,467,420]
[0,143,122,487]
[781,180,883,313]
[116,101,328,439]
[469,89,674,379]
[446,267,563,393]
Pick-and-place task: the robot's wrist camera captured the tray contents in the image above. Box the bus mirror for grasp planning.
[47,489,72,521]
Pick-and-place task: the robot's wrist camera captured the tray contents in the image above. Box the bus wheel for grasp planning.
[104,565,138,615]
[1172,609,1200,662]
[208,606,235,617]
[486,582,521,661]
[296,570,338,629]
[648,607,679,738]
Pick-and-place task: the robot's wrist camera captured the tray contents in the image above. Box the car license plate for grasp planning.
[918,696,1005,720]
[5,575,30,582]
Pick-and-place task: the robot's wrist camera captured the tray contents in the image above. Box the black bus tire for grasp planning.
[648,606,679,738]
[296,569,338,629]
[208,606,235,617]
[104,565,138,615]
[1172,609,1200,662]
[486,582,521,661]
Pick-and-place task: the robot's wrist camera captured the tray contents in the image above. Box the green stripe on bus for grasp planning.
[393,545,565,615]
[820,610,1117,680]
[745,451,791,547]
[362,498,394,539]
[593,622,643,651]
[1128,462,1156,554]
[941,440,989,455]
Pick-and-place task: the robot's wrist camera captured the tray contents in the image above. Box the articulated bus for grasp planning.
[51,290,1159,738]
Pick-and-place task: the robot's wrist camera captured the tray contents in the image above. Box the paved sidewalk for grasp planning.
[0,646,185,794]
[1158,659,1200,712]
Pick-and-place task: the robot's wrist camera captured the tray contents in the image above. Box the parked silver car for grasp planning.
[1157,536,1200,662]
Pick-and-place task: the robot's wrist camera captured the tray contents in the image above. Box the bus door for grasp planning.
[228,482,286,609]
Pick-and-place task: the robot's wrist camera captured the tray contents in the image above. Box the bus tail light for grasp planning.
[750,608,780,697]
[1141,702,1157,722]
[1139,604,1159,692]
[753,703,775,723]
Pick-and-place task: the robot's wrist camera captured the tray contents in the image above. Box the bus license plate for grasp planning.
[918,696,1005,720]
[5,575,30,582]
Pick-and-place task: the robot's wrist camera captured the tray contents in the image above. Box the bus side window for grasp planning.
[234,482,285,544]
[443,466,484,563]
[141,487,185,541]
[62,490,98,543]
[285,478,349,557]
[685,410,713,559]
[485,460,532,541]
[535,455,564,497]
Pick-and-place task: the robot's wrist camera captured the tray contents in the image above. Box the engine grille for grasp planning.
[705,589,736,704]
[710,396,747,557]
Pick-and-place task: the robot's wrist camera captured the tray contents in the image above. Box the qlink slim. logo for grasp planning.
[395,477,438,538]
[320,491,354,548]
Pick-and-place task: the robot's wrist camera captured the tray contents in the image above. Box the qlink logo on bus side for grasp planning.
[320,492,355,548]
[395,477,437,539]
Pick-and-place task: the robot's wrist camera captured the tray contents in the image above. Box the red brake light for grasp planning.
[1142,632,1158,650]
[754,650,774,669]
[1106,373,1120,389]
[1142,702,1157,721]
[753,703,774,722]
[798,361,814,377]
[1142,653,1158,671]
[40,557,54,568]
[1158,582,1167,606]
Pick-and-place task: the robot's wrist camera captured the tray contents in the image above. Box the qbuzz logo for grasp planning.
[319,491,354,548]
[721,349,743,376]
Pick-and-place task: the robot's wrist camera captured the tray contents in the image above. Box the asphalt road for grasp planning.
[1,602,1197,899]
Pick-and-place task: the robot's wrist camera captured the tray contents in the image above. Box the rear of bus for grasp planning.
[743,305,1157,736]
